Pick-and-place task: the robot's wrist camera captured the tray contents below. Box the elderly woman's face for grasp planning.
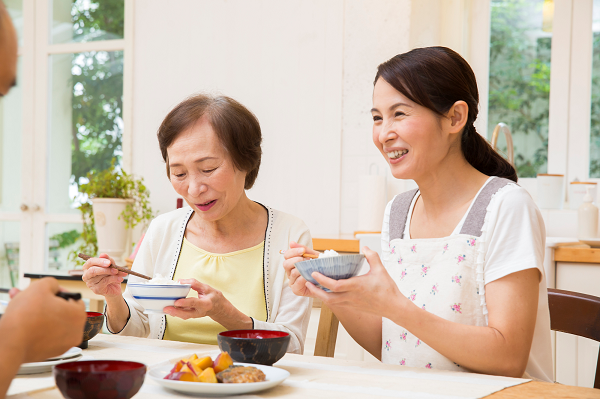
[167,117,247,222]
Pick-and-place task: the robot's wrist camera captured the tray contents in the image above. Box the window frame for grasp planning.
[21,0,133,274]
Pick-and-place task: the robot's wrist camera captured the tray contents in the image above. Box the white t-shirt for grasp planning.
[381,178,553,382]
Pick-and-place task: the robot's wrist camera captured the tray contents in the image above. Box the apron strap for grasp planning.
[389,188,419,241]
[459,177,514,237]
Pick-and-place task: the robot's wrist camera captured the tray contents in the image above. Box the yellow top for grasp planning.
[163,238,267,345]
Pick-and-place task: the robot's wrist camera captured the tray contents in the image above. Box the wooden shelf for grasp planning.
[554,247,600,264]
[312,237,360,253]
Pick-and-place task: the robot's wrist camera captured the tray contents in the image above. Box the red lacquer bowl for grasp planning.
[217,330,290,365]
[79,312,104,349]
[54,360,146,399]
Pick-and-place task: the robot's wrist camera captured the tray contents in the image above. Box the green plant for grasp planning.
[70,160,154,264]
[50,230,81,249]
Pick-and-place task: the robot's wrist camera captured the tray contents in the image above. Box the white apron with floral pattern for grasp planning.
[381,177,512,371]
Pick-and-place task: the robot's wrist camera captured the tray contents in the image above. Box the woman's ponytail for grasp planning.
[461,123,517,182]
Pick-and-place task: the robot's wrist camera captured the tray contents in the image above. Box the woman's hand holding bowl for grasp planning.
[82,253,128,298]
[282,241,320,298]
[164,279,224,319]
[303,247,411,321]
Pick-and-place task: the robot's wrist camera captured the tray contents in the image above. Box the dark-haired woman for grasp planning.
[82,94,313,353]
[284,47,552,380]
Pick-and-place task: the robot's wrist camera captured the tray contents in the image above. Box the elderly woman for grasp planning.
[82,94,313,353]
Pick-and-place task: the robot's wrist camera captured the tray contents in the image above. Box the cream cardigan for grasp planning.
[106,205,313,354]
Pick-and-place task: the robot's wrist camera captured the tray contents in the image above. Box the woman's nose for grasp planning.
[379,118,397,144]
[188,177,208,197]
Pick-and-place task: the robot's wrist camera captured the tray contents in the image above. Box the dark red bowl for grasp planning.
[217,330,290,365]
[54,360,146,399]
[79,312,104,349]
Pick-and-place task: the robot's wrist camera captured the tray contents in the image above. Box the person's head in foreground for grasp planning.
[0,1,17,97]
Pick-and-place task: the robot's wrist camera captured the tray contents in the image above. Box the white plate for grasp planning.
[579,238,600,248]
[148,360,290,396]
[17,348,83,375]
[45,347,83,362]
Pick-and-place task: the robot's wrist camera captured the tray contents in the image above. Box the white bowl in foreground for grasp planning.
[128,283,191,314]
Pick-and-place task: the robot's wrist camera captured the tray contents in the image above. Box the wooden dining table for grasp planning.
[7,334,599,398]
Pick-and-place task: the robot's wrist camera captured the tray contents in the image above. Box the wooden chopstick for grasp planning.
[278,250,319,259]
[78,253,152,280]
[301,253,319,259]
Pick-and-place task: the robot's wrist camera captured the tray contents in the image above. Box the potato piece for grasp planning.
[179,372,200,382]
[199,367,218,383]
[192,356,213,371]
[170,360,185,373]
[213,352,234,373]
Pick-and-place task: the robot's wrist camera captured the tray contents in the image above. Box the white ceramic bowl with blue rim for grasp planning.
[294,254,365,292]
[128,283,191,314]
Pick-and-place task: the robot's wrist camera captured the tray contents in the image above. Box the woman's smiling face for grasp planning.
[371,78,454,181]
[167,116,247,222]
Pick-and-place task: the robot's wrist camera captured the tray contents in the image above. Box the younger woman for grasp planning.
[284,47,552,381]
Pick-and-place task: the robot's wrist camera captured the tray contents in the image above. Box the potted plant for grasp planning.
[71,160,154,265]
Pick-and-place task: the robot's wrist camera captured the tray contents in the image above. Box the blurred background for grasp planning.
[0,0,594,276]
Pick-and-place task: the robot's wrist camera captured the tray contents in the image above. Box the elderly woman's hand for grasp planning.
[164,279,253,330]
[164,279,225,320]
[282,241,319,298]
[82,253,128,298]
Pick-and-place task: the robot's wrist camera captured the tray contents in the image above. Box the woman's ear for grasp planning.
[446,101,469,134]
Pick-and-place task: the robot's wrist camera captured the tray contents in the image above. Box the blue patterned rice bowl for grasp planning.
[294,254,365,292]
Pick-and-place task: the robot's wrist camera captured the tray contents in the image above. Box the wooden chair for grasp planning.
[314,304,339,357]
[548,288,600,389]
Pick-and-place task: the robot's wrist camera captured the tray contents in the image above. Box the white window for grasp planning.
[0,0,133,287]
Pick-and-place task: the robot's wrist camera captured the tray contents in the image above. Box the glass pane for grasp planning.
[45,223,83,272]
[5,0,23,47]
[47,51,124,214]
[0,57,22,213]
[488,0,552,177]
[0,221,20,290]
[50,0,124,44]
[590,0,600,177]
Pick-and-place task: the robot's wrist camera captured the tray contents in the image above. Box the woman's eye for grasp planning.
[372,115,382,122]
[395,111,405,117]
[174,173,185,178]
[203,169,216,174]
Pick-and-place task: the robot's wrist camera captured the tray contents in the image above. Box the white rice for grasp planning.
[319,249,339,258]
[146,273,181,285]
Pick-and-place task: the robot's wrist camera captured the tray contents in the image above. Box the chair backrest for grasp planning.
[548,288,600,389]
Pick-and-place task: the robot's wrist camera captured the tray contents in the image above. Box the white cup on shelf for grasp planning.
[536,174,564,209]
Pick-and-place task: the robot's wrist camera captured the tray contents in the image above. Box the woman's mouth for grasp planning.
[196,200,217,212]
[386,149,409,164]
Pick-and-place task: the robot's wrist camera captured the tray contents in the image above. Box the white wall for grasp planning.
[339,1,411,234]
[131,0,413,236]
[131,0,490,236]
